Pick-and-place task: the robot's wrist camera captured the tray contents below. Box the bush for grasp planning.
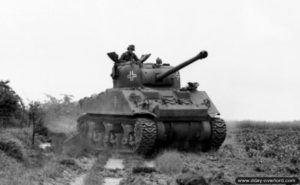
[0,81,19,116]
[0,128,32,162]
[0,80,26,127]
[28,102,49,136]
[155,150,184,175]
[0,139,24,161]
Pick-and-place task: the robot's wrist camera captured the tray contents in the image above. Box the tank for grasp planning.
[76,50,226,155]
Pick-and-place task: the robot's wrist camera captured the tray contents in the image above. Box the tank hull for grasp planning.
[77,88,226,155]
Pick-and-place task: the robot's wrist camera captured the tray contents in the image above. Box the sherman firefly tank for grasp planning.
[77,50,226,155]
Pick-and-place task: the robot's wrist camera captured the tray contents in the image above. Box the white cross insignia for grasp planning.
[127,71,137,81]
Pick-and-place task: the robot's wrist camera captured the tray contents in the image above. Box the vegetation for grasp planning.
[0,81,20,114]
[0,127,62,185]
[236,123,300,164]
[0,81,83,184]
[0,80,26,127]
[1,80,80,133]
[234,120,300,130]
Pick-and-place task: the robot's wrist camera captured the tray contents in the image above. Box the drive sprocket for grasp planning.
[203,118,226,151]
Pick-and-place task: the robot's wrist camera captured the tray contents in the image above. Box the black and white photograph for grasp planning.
[0,0,299,185]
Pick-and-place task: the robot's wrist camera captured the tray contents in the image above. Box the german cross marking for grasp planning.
[127,71,137,81]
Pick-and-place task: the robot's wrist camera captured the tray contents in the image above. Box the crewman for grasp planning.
[111,45,139,79]
[181,82,199,91]
[153,57,162,68]
[119,45,139,63]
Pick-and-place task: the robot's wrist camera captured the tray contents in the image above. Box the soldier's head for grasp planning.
[156,57,162,65]
[127,45,135,53]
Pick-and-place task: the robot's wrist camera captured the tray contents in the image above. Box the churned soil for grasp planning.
[1,122,299,185]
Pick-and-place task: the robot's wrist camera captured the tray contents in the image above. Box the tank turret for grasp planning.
[111,51,208,89]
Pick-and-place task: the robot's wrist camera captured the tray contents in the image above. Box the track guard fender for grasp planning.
[133,112,157,119]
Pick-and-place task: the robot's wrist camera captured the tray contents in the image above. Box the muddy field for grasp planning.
[0,122,299,185]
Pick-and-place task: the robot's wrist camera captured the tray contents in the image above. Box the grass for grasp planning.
[233,120,300,130]
[233,120,300,172]
[155,150,184,175]
[0,127,32,162]
[0,127,73,184]
[2,156,66,185]
[0,95,87,184]
[0,150,63,185]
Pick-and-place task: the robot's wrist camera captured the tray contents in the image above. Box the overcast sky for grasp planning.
[1,0,299,121]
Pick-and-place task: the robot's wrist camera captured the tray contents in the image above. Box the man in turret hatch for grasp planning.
[111,45,139,79]
[119,44,139,63]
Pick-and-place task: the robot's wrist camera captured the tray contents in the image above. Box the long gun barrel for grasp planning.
[156,51,208,81]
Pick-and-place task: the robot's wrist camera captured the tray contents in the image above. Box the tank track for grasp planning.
[75,115,158,155]
[203,118,226,151]
[134,118,157,155]
[75,114,226,154]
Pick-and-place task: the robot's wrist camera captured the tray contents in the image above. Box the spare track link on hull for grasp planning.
[205,118,226,151]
